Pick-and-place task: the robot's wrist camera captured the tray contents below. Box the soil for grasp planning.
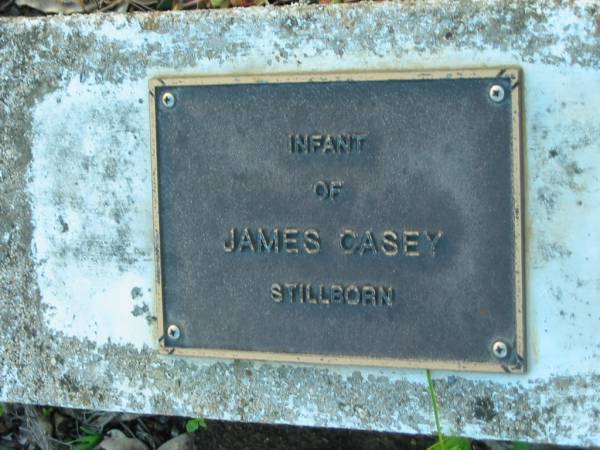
[0,403,594,450]
[0,403,434,449]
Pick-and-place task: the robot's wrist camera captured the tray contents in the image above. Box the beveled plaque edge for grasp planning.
[149,68,525,373]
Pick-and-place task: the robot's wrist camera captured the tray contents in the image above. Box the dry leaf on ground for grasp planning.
[99,429,149,450]
[15,0,87,13]
[157,432,195,450]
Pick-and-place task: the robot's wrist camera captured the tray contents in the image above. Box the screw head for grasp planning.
[492,340,509,359]
[166,324,180,340]
[489,84,505,103]
[162,92,175,108]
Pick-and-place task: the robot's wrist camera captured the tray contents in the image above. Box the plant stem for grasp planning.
[426,369,445,450]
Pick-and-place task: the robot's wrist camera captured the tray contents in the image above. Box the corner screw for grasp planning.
[492,340,509,359]
[489,84,505,103]
[166,324,180,340]
[162,92,175,108]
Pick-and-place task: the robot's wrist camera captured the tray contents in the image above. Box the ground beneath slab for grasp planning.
[0,403,594,450]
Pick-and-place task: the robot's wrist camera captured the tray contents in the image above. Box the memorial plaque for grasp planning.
[150,69,524,372]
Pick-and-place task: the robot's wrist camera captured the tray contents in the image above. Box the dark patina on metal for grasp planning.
[150,70,524,372]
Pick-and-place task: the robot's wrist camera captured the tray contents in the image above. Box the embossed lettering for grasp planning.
[224,227,320,254]
[339,229,357,254]
[304,228,321,254]
[362,286,377,305]
[382,230,399,256]
[337,229,443,257]
[425,231,444,256]
[289,134,368,154]
[403,230,420,256]
[314,180,328,199]
[306,284,318,304]
[271,283,283,303]
[318,285,331,304]
[314,180,343,201]
[379,286,394,305]
[358,230,378,255]
[335,134,350,152]
[353,134,368,152]
[309,134,322,153]
[329,181,343,199]
[271,283,394,306]
[284,283,298,303]
[239,227,256,252]
[290,134,308,153]
[258,228,279,253]
[331,284,344,303]
[226,228,442,257]
[284,228,299,253]
[345,285,360,305]
[322,135,335,153]
[224,227,236,253]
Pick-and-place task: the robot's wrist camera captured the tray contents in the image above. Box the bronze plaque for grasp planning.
[150,69,524,372]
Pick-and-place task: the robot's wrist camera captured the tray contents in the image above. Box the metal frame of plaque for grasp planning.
[149,68,524,372]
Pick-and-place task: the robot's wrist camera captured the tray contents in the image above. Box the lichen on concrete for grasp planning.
[0,1,599,446]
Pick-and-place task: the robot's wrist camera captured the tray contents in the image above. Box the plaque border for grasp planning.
[149,68,525,373]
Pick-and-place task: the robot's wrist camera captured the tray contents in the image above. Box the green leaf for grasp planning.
[73,442,101,450]
[71,434,102,450]
[186,417,207,433]
[445,436,471,450]
[156,0,172,9]
[425,371,471,450]
[70,428,103,450]
[0,404,4,417]
[427,441,444,450]
[42,406,53,417]
[427,436,471,450]
[426,370,444,443]
[513,442,532,450]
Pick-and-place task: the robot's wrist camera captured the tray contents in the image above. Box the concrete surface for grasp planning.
[0,1,599,445]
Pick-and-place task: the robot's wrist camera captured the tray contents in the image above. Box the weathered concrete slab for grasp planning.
[0,1,599,445]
